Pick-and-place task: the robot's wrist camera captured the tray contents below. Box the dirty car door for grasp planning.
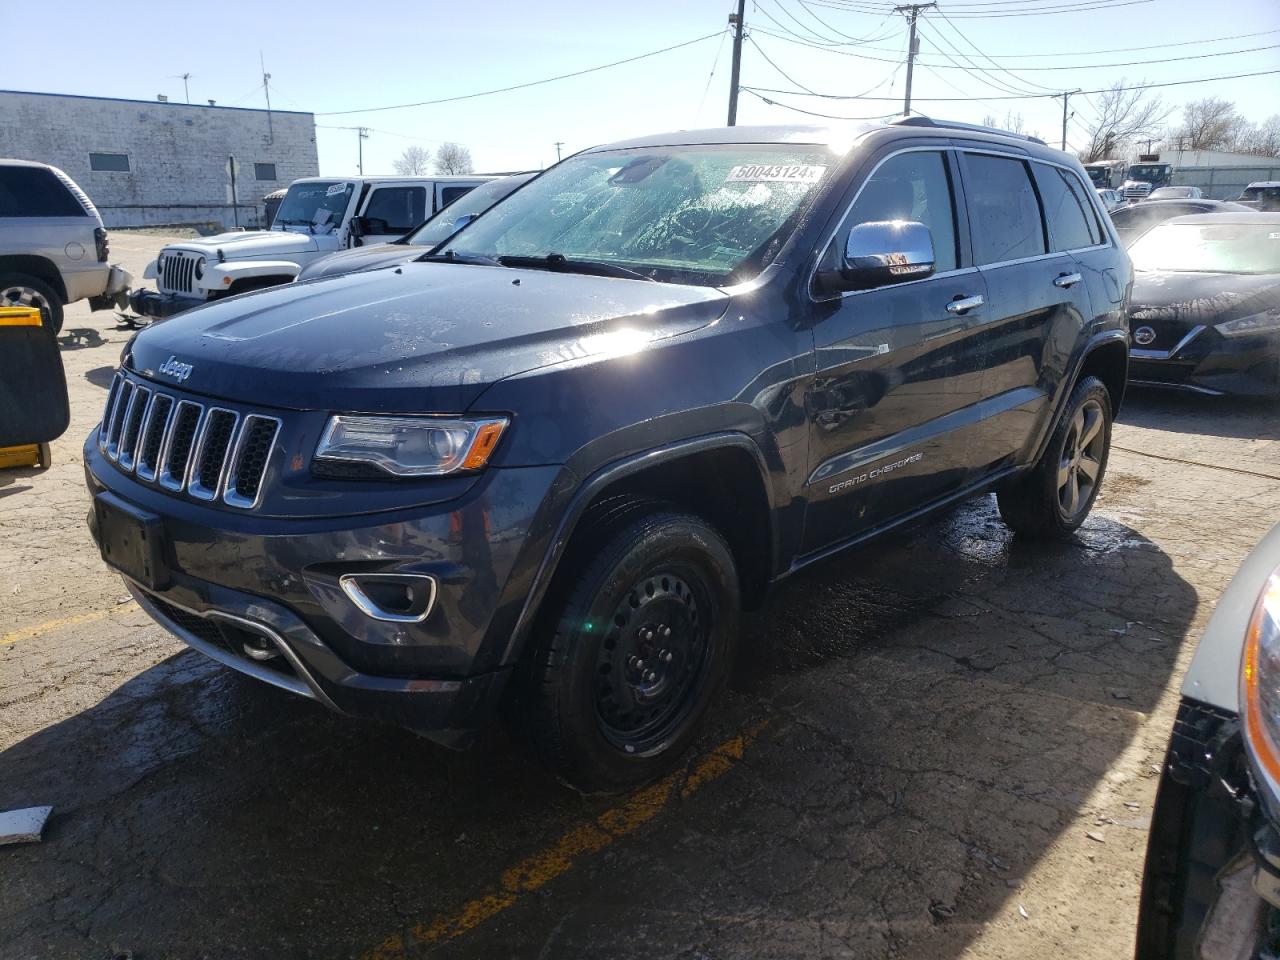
[803,147,989,556]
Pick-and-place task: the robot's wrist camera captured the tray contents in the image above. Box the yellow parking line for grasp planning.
[363,718,770,960]
[0,601,138,646]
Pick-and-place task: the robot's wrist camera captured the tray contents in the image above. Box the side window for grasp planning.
[439,185,473,208]
[0,167,86,217]
[363,187,427,231]
[962,154,1046,265]
[829,150,958,275]
[1032,163,1097,250]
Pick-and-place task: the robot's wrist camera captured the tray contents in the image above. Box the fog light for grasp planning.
[340,573,437,623]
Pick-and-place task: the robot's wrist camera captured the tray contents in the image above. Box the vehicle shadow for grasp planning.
[56,327,106,352]
[84,365,118,390]
[1120,387,1280,441]
[0,498,1194,958]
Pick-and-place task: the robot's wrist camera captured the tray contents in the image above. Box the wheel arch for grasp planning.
[502,433,778,667]
[1076,335,1129,417]
[0,255,68,303]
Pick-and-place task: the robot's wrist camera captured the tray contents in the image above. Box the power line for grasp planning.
[741,66,1280,101]
[809,0,1154,18]
[740,23,1279,59]
[318,31,724,116]
[741,86,901,119]
[751,24,1280,74]
[931,10,1059,91]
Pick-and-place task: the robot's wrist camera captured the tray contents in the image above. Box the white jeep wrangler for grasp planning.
[129,175,491,318]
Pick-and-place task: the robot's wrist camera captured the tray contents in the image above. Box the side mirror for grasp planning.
[348,215,365,239]
[820,220,935,293]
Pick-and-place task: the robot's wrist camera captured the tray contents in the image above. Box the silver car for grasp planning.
[0,159,131,333]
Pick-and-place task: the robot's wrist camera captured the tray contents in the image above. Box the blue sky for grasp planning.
[4,0,1278,174]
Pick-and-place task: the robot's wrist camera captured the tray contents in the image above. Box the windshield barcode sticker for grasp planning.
[726,164,826,184]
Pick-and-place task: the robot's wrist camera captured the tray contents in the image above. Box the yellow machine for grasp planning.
[0,305,63,471]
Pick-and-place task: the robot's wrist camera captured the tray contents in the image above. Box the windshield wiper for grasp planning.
[419,250,503,266]
[498,253,656,282]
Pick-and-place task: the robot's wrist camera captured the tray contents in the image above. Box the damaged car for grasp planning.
[1137,522,1280,958]
[1126,212,1280,396]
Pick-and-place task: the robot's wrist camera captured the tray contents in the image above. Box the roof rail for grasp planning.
[890,115,1048,146]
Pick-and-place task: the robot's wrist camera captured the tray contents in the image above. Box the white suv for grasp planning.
[0,159,132,333]
[130,175,492,318]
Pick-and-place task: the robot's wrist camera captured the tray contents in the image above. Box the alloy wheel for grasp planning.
[1057,398,1106,519]
[1,284,51,319]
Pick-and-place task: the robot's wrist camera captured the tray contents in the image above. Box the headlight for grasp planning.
[314,415,508,477]
[193,256,206,281]
[1241,566,1280,797]
[1216,307,1280,338]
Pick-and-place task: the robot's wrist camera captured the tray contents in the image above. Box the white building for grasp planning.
[0,89,318,230]
[1161,147,1280,168]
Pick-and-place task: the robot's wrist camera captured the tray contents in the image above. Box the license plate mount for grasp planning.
[94,492,169,589]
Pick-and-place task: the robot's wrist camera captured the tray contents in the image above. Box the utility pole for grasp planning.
[554,141,564,162]
[1055,89,1080,151]
[260,52,274,143]
[894,3,935,117]
[357,128,369,175]
[726,0,746,126]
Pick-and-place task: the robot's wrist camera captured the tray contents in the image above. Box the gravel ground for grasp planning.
[1,232,1278,959]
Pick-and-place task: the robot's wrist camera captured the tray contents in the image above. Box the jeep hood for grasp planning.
[126,262,729,412]
[165,229,324,259]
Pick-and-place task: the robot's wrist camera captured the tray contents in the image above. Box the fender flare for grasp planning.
[1027,328,1129,468]
[500,431,777,665]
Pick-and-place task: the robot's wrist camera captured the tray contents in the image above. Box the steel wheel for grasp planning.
[1057,398,1105,519]
[594,570,710,753]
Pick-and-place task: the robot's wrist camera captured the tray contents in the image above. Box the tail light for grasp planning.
[94,227,109,263]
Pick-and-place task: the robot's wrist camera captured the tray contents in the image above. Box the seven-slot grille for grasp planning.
[99,373,281,509]
[159,252,199,294]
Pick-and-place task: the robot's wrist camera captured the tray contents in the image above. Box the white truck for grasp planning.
[129,174,491,318]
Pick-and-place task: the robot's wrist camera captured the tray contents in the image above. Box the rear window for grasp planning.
[1032,163,1099,251]
[0,166,87,217]
[963,154,1046,264]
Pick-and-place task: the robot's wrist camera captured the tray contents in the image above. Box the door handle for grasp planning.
[945,294,984,315]
[1054,272,1083,288]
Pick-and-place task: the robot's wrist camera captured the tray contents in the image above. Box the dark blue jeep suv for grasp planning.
[85,118,1131,791]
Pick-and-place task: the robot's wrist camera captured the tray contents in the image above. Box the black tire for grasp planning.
[524,507,740,793]
[0,273,63,334]
[997,375,1113,539]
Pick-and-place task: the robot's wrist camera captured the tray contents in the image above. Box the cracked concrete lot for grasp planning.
[2,232,1279,959]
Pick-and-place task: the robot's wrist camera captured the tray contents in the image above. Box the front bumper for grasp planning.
[1137,698,1280,958]
[128,287,205,319]
[84,433,566,746]
[1128,326,1280,396]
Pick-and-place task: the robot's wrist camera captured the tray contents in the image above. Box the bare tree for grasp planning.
[1080,80,1172,163]
[434,142,474,175]
[1235,114,1280,157]
[1175,97,1247,151]
[980,111,1027,135]
[393,145,431,176]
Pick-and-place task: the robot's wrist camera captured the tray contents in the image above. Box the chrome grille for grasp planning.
[159,252,197,294]
[99,374,281,510]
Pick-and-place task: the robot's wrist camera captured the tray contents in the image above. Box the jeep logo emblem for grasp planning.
[1133,326,1156,346]
[158,355,194,381]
